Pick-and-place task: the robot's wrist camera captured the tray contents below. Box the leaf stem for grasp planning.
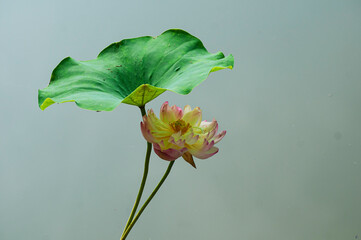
[121,161,175,240]
[121,106,151,236]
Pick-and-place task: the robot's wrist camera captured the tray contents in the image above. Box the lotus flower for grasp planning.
[140,102,226,168]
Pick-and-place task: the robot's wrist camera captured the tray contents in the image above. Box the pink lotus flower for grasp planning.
[140,101,226,168]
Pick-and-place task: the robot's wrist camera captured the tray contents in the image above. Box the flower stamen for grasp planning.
[169,119,191,135]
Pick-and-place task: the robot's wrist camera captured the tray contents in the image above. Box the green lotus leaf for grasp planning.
[38,29,234,111]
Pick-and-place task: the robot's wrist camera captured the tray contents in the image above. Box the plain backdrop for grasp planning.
[1,0,361,239]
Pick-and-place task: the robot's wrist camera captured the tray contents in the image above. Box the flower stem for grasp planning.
[121,106,151,236]
[121,160,175,240]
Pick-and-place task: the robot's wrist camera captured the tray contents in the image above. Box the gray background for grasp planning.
[1,0,361,239]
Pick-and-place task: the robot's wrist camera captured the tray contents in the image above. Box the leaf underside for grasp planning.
[38,29,234,111]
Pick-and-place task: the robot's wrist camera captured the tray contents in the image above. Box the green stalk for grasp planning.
[121,105,151,236]
[121,161,175,240]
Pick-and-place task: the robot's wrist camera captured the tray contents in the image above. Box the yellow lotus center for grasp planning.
[169,119,191,135]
